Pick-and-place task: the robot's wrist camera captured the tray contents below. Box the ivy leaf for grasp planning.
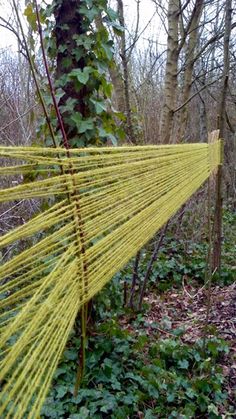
[111,22,125,36]
[74,35,94,51]
[98,127,109,138]
[70,67,92,85]
[78,119,94,134]
[186,388,196,399]
[73,47,84,61]
[101,79,112,97]
[101,42,114,61]
[178,359,189,369]
[58,44,67,54]
[56,386,67,399]
[24,4,37,32]
[108,134,117,146]
[144,410,157,419]
[106,7,119,21]
[96,60,108,75]
[167,393,175,403]
[90,99,107,114]
[60,98,77,114]
[96,128,117,145]
[70,137,86,147]
[207,403,219,415]
[55,88,65,101]
[103,11,124,35]
[70,112,82,128]
[79,5,99,22]
[61,57,72,69]
[75,407,90,418]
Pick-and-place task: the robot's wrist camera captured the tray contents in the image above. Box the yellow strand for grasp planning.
[0,138,222,417]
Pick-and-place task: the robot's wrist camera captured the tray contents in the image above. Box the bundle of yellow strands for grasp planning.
[0,136,221,418]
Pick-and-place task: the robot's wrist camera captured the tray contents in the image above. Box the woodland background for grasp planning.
[0,0,235,418]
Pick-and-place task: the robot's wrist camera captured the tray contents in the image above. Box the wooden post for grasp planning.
[208,130,223,275]
[213,143,223,274]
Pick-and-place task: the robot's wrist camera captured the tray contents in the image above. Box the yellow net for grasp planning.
[0,138,221,417]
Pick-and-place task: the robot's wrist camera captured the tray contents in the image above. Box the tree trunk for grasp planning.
[54,0,88,139]
[95,14,125,114]
[117,0,135,143]
[160,0,180,144]
[218,0,232,137]
[179,0,204,141]
[213,0,232,272]
[199,94,208,142]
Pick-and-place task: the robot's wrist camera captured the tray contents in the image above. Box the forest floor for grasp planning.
[43,206,236,418]
[120,282,236,414]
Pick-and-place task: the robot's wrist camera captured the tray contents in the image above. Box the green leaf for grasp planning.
[74,35,94,50]
[53,367,67,378]
[97,127,108,138]
[90,99,107,114]
[70,113,82,128]
[73,47,84,61]
[63,349,78,361]
[79,5,99,22]
[111,379,121,390]
[76,407,90,418]
[70,67,92,85]
[78,119,94,134]
[60,98,78,114]
[123,393,138,405]
[186,388,196,399]
[106,7,118,21]
[108,134,117,146]
[178,359,189,369]
[101,79,113,97]
[207,403,219,415]
[24,4,37,31]
[101,42,114,61]
[167,393,175,403]
[144,410,157,419]
[56,386,68,399]
[58,44,67,54]
[62,57,72,69]
[96,60,108,75]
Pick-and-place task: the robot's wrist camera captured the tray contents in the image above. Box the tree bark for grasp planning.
[54,0,88,139]
[160,0,180,144]
[95,14,125,114]
[179,0,204,141]
[199,94,208,142]
[117,0,135,143]
[213,0,232,272]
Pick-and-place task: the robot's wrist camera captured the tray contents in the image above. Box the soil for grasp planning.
[143,282,236,413]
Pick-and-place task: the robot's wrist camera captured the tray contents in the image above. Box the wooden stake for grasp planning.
[208,131,223,275]
[213,138,224,275]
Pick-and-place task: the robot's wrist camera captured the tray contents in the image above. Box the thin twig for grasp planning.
[129,250,141,309]
[34,0,88,394]
[34,0,69,150]
[0,105,37,133]
[12,0,57,146]
[138,222,168,310]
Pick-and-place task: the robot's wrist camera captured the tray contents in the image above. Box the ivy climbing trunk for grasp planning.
[54,0,88,140]
[52,0,121,146]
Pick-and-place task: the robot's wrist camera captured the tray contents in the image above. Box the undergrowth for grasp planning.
[41,206,235,418]
[41,320,231,418]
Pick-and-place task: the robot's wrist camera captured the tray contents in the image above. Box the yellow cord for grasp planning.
[0,139,222,417]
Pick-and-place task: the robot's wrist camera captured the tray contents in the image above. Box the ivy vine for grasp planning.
[25,0,125,147]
